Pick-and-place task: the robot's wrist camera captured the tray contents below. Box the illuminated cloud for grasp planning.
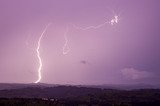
[121,68,153,80]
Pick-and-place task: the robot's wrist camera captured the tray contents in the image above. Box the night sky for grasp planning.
[0,0,160,85]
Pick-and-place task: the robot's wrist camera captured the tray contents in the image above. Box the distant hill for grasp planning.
[0,83,160,90]
[0,83,160,98]
[0,83,57,90]
[0,85,160,98]
[0,86,102,98]
[86,83,160,90]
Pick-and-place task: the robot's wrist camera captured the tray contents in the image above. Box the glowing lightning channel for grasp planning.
[35,23,51,83]
[70,15,119,30]
[63,27,70,55]
[62,15,119,55]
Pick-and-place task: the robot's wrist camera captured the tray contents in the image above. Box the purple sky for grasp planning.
[0,0,160,85]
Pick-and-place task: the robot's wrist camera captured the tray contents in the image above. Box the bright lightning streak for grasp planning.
[70,15,119,30]
[63,27,70,55]
[62,15,119,55]
[35,23,51,83]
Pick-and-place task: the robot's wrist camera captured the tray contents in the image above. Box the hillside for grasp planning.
[0,84,160,105]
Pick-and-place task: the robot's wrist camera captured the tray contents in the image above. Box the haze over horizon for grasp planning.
[0,0,160,85]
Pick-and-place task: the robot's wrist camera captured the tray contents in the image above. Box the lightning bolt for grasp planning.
[35,23,51,83]
[63,27,70,55]
[62,15,119,55]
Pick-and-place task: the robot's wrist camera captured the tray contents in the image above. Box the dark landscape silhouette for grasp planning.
[0,83,160,106]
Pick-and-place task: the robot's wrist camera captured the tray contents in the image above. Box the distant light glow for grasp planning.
[110,15,119,25]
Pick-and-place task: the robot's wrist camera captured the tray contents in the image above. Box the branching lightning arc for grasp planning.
[62,15,119,55]
[33,15,119,83]
[35,23,51,83]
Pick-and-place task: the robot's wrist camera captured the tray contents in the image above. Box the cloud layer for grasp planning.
[121,68,153,80]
